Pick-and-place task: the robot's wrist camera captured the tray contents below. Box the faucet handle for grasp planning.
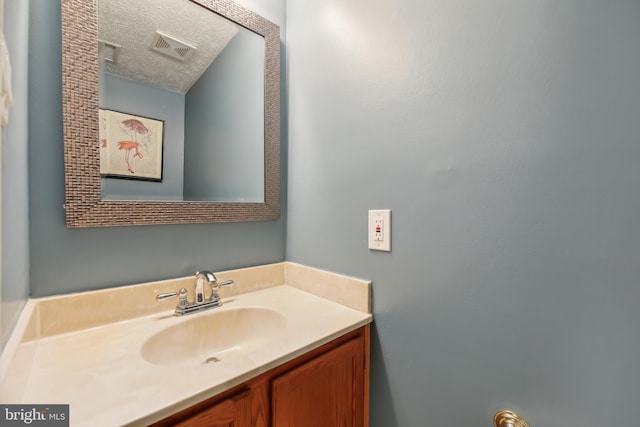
[213,279,234,289]
[156,292,176,301]
[156,288,189,308]
[208,277,234,302]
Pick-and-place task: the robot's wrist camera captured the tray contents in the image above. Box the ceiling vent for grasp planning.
[150,31,196,61]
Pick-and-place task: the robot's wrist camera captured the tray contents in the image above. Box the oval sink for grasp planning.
[142,307,287,366]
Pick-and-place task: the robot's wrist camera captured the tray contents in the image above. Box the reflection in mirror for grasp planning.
[61,0,280,227]
[97,0,264,202]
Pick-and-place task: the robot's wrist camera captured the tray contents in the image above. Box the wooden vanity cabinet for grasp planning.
[168,389,253,427]
[152,325,370,427]
[271,331,367,427]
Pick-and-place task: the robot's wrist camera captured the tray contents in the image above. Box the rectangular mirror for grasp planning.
[62,0,280,227]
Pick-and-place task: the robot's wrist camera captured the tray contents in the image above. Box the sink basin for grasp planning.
[142,307,287,366]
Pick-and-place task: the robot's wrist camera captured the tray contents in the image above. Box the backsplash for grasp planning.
[14,262,370,341]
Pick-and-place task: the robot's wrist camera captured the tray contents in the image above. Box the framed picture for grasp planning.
[99,109,164,181]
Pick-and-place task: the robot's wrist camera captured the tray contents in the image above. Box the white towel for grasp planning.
[0,32,13,127]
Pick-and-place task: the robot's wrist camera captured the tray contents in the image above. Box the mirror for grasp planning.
[98,0,265,202]
[62,0,280,227]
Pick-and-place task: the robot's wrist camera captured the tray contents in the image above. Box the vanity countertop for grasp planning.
[0,263,372,426]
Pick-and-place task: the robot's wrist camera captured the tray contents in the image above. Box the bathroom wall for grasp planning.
[100,72,186,201]
[1,0,29,347]
[28,0,287,298]
[184,26,264,202]
[286,1,640,425]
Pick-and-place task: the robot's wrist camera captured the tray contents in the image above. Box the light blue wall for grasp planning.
[184,26,264,201]
[28,0,286,298]
[99,72,185,201]
[286,1,640,425]
[1,0,29,347]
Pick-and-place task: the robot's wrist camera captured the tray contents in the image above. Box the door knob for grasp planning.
[494,409,530,427]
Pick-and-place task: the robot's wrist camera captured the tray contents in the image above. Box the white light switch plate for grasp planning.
[368,209,391,251]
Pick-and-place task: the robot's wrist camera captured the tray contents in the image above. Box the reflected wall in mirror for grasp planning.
[62,0,280,227]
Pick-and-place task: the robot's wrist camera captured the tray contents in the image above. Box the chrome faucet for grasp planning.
[194,270,215,303]
[156,270,234,316]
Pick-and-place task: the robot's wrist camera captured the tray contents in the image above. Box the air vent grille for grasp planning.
[174,47,191,58]
[154,37,171,50]
[150,32,196,61]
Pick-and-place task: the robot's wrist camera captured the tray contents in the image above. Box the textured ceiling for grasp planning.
[98,0,239,94]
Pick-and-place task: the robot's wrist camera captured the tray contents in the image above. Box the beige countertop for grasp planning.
[0,263,372,426]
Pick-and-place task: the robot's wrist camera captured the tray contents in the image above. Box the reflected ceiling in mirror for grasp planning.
[99,0,239,94]
[97,0,265,203]
[62,0,280,227]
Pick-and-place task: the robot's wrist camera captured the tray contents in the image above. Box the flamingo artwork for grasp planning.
[117,140,144,173]
[99,109,164,180]
[118,118,150,174]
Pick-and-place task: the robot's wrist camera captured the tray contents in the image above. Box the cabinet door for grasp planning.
[271,336,366,427]
[171,389,252,427]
